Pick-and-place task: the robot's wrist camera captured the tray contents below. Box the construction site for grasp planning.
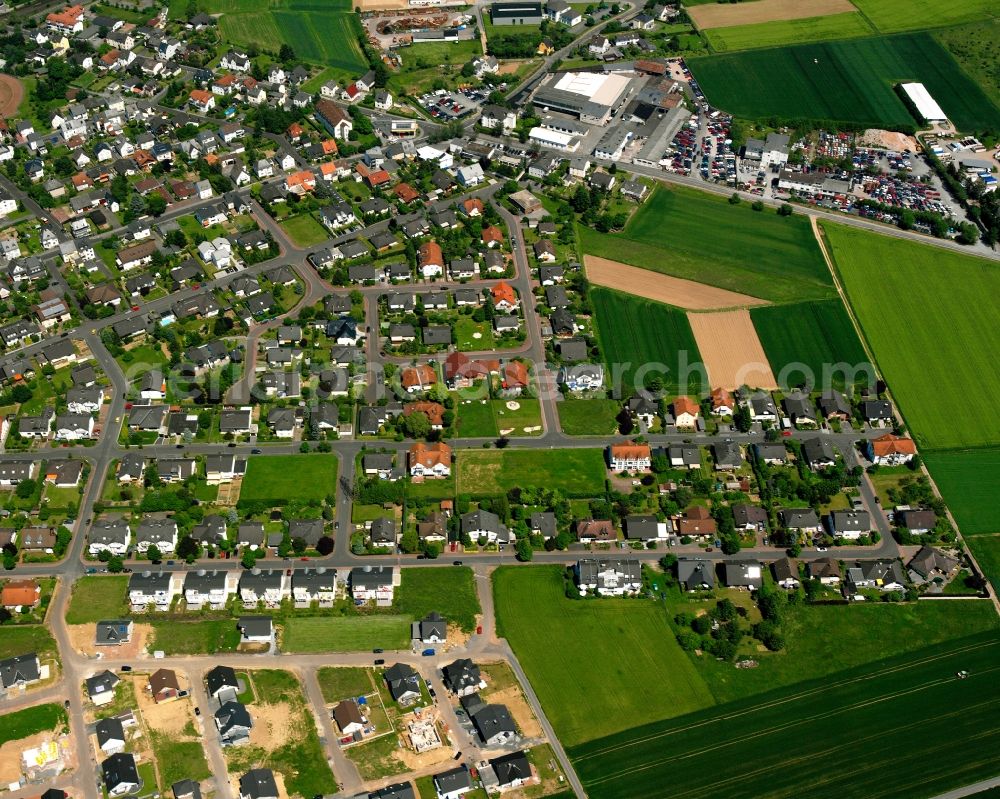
[362,8,477,50]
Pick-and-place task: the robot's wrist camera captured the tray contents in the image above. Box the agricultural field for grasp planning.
[394,567,481,632]
[967,537,1000,598]
[149,620,241,655]
[936,19,1000,110]
[851,0,999,34]
[578,186,833,303]
[240,454,338,506]
[65,576,129,624]
[457,448,607,497]
[557,398,620,436]
[705,12,875,52]
[281,616,411,652]
[493,566,715,747]
[0,703,66,747]
[750,299,869,390]
[213,0,368,73]
[590,288,705,396]
[923,450,1000,536]
[688,33,1000,133]
[824,222,1000,450]
[570,631,1000,799]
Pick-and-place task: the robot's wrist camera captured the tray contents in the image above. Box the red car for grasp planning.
[131,305,140,311]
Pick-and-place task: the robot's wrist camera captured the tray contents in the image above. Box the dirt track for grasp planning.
[0,74,24,118]
[584,256,769,310]
[688,0,853,29]
[688,309,778,390]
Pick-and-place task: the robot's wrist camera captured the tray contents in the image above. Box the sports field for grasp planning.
[689,33,1000,133]
[494,567,715,747]
[591,288,705,396]
[851,0,999,34]
[578,186,833,303]
[213,0,367,73]
[750,299,869,390]
[923,450,1000,536]
[456,449,606,497]
[240,454,338,505]
[825,222,1000,450]
[570,631,1000,799]
[705,12,875,51]
[281,616,411,651]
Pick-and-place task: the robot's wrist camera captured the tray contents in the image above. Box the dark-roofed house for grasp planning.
[96,717,126,755]
[733,504,768,532]
[471,703,518,746]
[172,780,202,799]
[384,662,422,705]
[86,669,120,705]
[333,699,365,736]
[238,769,278,799]
[0,653,40,689]
[826,510,871,541]
[216,701,253,746]
[442,659,483,696]
[434,766,473,799]
[897,508,937,534]
[418,611,447,643]
[103,752,140,796]
[677,559,714,591]
[808,556,841,585]
[723,560,763,589]
[489,750,532,789]
[801,438,836,470]
[907,546,959,583]
[206,665,238,700]
[623,514,665,541]
[148,668,180,703]
[772,557,800,589]
[781,508,822,536]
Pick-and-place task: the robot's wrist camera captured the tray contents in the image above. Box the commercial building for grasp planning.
[532,71,634,125]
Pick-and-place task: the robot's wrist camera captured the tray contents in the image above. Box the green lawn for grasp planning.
[455,316,495,350]
[148,733,210,789]
[240,454,338,506]
[579,185,833,303]
[492,398,542,436]
[557,399,620,436]
[590,288,704,396]
[924,449,1000,535]
[0,703,66,747]
[688,33,1000,132]
[345,733,405,781]
[406,475,456,502]
[317,667,374,703]
[149,620,241,655]
[395,567,481,632]
[750,299,869,391]
[570,631,1000,799]
[455,397,498,438]
[457,448,607,497]
[117,344,168,381]
[279,214,329,248]
[851,0,998,33]
[65,576,129,624]
[281,616,411,652]
[705,12,875,52]
[0,625,57,660]
[825,222,1000,450]
[494,566,715,747]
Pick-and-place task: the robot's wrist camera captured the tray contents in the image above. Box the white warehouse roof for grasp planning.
[900,82,947,123]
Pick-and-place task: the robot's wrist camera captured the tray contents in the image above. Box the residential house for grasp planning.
[575,558,642,596]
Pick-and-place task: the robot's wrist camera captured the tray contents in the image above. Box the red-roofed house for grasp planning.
[867,434,917,466]
[482,225,503,247]
[672,397,700,429]
[501,361,528,394]
[418,241,444,278]
[491,281,517,312]
[47,4,85,34]
[189,89,215,111]
[285,170,316,195]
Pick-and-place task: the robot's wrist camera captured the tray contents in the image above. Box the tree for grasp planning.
[291,536,307,555]
[108,556,124,573]
[15,479,35,499]
[177,536,200,562]
[402,411,431,439]
[241,550,257,569]
[515,538,533,561]
[777,203,793,217]
[316,536,334,555]
[145,193,167,217]
[279,43,296,63]
[0,607,11,624]
[728,192,741,205]
[11,384,31,404]
[146,544,162,562]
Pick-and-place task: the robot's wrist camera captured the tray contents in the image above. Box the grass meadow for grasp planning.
[0,625,57,660]
[689,33,1000,132]
[395,567,481,632]
[750,299,869,390]
[851,0,999,33]
[825,222,1000,450]
[65,576,130,624]
[578,186,833,303]
[457,448,607,497]
[281,616,411,652]
[494,566,715,747]
[590,288,704,396]
[149,620,241,655]
[279,214,329,248]
[240,454,338,505]
[705,12,875,52]
[936,19,1000,110]
[317,667,374,703]
[570,631,1000,799]
[557,398,621,436]
[0,703,66,747]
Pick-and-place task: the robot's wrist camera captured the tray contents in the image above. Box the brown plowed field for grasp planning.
[689,0,853,29]
[0,74,24,118]
[688,309,778,390]
[584,256,769,310]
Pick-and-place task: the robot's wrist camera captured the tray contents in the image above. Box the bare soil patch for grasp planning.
[66,623,152,658]
[0,729,59,784]
[488,686,542,739]
[497,60,527,75]
[132,674,193,737]
[359,0,410,10]
[584,256,768,310]
[248,701,293,752]
[689,0,853,29]
[688,309,778,390]
[859,128,919,152]
[0,74,24,118]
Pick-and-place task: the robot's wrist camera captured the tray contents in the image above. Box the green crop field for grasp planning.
[65,576,129,624]
[281,616,411,652]
[213,0,367,73]
[851,0,999,34]
[591,288,704,396]
[705,12,875,52]
[149,620,241,655]
[570,631,1000,799]
[395,567,481,632]
[0,704,66,747]
[240,454,338,505]
[558,398,621,436]
[688,33,1000,133]
[494,567,715,746]
[936,20,1000,110]
[923,450,1000,535]
[750,299,869,390]
[457,449,607,497]
[825,222,1000,450]
[967,537,1000,598]
[579,186,833,303]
